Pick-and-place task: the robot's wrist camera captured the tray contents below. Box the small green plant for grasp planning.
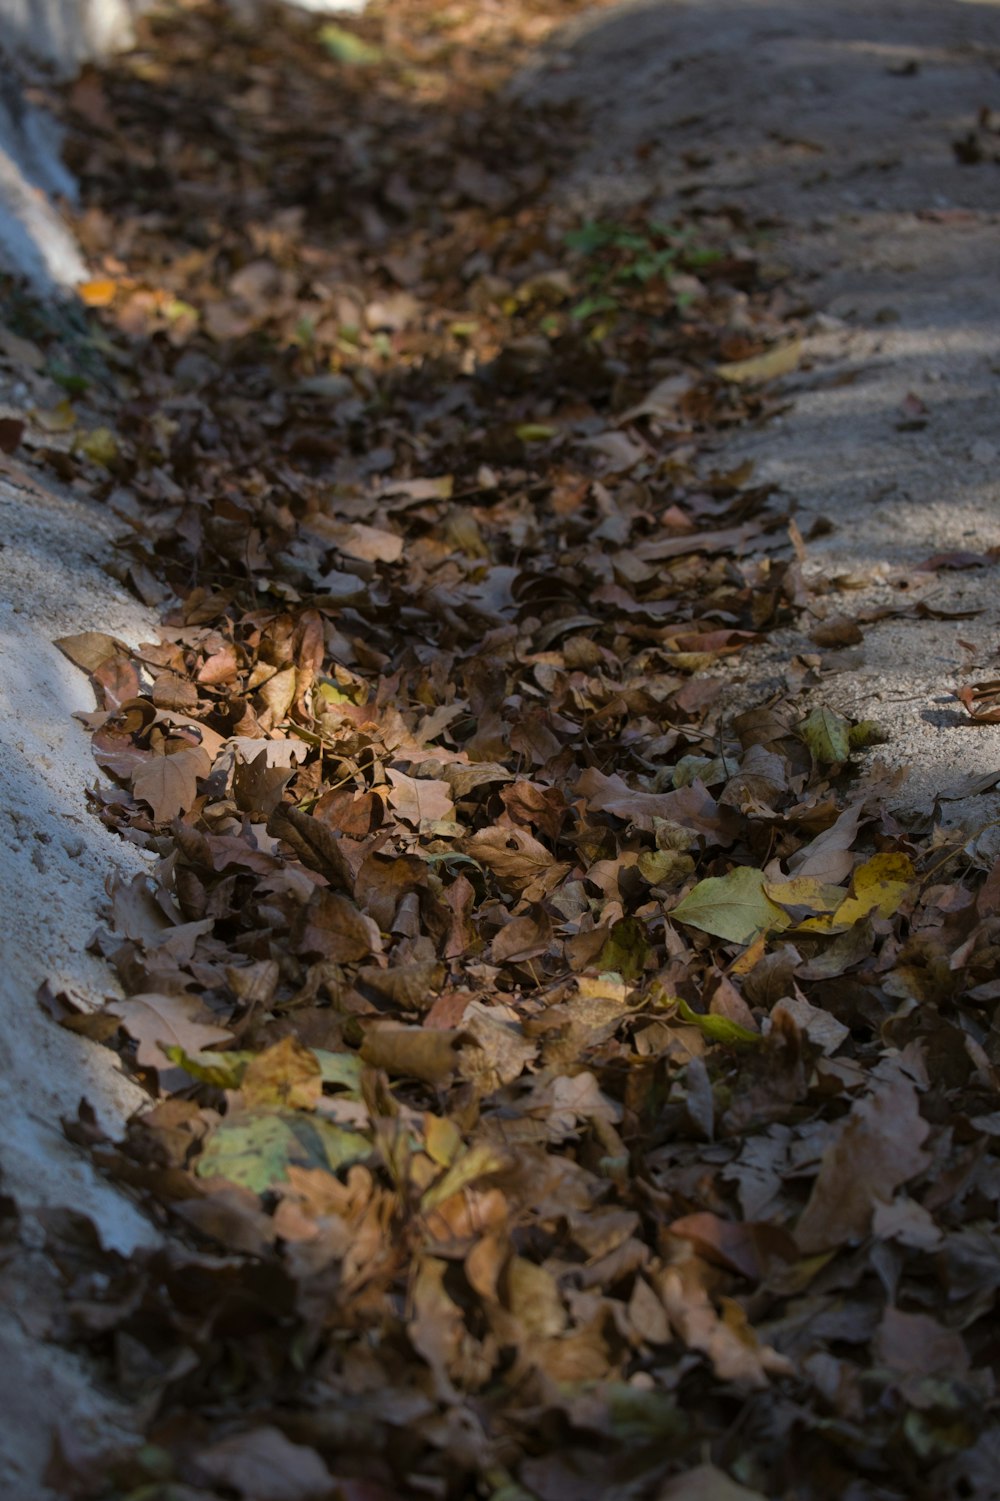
[564,217,723,323]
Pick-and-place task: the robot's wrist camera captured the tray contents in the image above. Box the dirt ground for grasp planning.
[3,0,1000,1492]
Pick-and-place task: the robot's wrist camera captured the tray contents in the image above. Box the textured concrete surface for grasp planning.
[0,458,160,1498]
[519,0,1000,844]
[0,0,145,291]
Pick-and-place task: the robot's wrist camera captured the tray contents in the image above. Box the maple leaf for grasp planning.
[131,743,212,822]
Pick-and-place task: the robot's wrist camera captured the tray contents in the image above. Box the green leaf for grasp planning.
[570,293,619,321]
[673,754,725,788]
[597,916,650,981]
[515,423,558,443]
[196,1111,369,1192]
[314,1049,365,1095]
[674,996,761,1047]
[611,230,653,253]
[420,850,483,872]
[299,1116,371,1173]
[50,365,88,394]
[318,24,382,66]
[565,220,616,254]
[848,718,885,749]
[163,1045,252,1089]
[197,1114,300,1191]
[798,706,852,763]
[607,1384,686,1443]
[671,866,790,945]
[685,247,725,269]
[637,848,695,887]
[903,1403,977,1461]
[165,298,198,324]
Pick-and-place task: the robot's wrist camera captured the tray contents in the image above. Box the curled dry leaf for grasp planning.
[717,338,802,384]
[360,1025,475,1085]
[957,680,1000,723]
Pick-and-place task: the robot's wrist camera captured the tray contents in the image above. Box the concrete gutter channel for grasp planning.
[1,0,1000,1492]
[0,2,356,1493]
[0,7,160,1496]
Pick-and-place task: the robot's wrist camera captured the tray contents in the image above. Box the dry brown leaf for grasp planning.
[657,1262,793,1387]
[360,1025,472,1085]
[54,630,131,674]
[874,1305,969,1380]
[194,1427,332,1501]
[795,1070,931,1252]
[460,999,537,1087]
[109,991,232,1071]
[132,744,212,822]
[294,889,381,962]
[464,824,567,894]
[656,1465,769,1501]
[306,516,403,563]
[386,769,455,827]
[577,766,726,837]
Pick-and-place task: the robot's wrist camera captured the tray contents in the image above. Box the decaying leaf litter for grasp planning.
[4,1,1000,1496]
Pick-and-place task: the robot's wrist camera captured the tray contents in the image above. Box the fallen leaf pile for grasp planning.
[3,3,1000,1499]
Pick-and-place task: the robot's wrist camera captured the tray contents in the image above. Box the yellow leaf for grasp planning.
[717,339,801,385]
[424,1113,463,1168]
[78,277,117,308]
[833,852,915,926]
[728,931,766,976]
[163,1046,252,1088]
[421,1140,509,1212]
[319,23,382,66]
[242,1036,323,1111]
[78,426,118,468]
[32,400,76,433]
[503,1257,566,1337]
[799,852,915,933]
[763,875,846,915]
